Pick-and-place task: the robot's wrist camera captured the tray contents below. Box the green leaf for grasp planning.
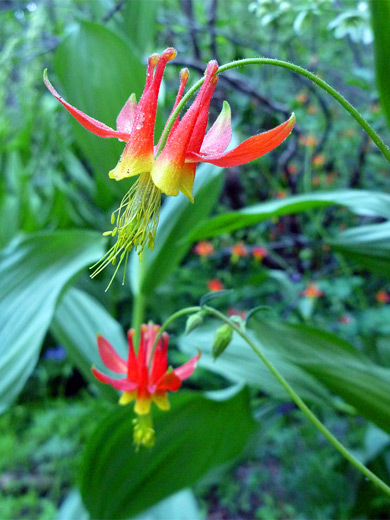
[0,231,104,413]
[188,190,390,240]
[53,21,146,207]
[330,222,390,278]
[130,162,224,295]
[80,389,256,519]
[371,0,390,129]
[51,288,127,400]
[250,318,390,433]
[179,322,334,407]
[114,0,158,54]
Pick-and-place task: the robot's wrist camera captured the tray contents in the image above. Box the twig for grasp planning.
[102,0,127,24]
[349,131,369,188]
[179,0,201,61]
[207,0,220,62]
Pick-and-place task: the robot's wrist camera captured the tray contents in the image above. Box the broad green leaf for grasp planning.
[330,222,390,278]
[53,21,145,207]
[51,288,127,400]
[250,318,390,433]
[371,0,390,129]
[179,322,334,407]
[188,190,390,240]
[0,231,104,413]
[80,389,256,519]
[130,162,224,295]
[114,0,158,54]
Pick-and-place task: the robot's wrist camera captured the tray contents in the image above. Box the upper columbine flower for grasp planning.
[44,48,295,283]
[92,323,200,448]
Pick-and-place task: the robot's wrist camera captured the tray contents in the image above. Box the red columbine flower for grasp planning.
[231,242,247,264]
[194,240,214,256]
[253,246,267,261]
[376,291,388,304]
[207,279,225,292]
[45,49,295,281]
[302,283,324,298]
[92,324,200,448]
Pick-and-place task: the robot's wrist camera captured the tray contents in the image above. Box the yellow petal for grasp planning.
[152,392,170,411]
[119,390,137,405]
[134,397,152,415]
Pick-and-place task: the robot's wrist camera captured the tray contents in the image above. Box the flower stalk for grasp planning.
[155,304,390,497]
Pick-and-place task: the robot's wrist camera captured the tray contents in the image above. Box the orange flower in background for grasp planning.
[302,283,324,298]
[194,240,214,256]
[312,154,325,167]
[287,164,297,175]
[207,279,225,292]
[231,243,247,257]
[376,291,388,304]
[92,324,200,447]
[306,105,317,115]
[300,136,317,147]
[276,191,286,199]
[312,175,321,187]
[253,246,267,261]
[45,48,295,282]
[295,92,308,103]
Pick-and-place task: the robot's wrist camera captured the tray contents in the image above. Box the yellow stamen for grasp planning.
[90,172,162,288]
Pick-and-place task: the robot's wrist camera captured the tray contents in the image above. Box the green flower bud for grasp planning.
[185,311,206,335]
[212,324,233,359]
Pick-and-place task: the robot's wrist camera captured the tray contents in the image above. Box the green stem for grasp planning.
[202,305,390,497]
[131,291,146,349]
[148,306,202,370]
[157,58,390,163]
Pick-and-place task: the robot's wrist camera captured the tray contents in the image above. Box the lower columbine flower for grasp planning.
[45,48,295,283]
[92,324,200,448]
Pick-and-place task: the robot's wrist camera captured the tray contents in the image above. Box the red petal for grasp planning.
[109,49,176,180]
[156,371,182,392]
[97,334,127,374]
[43,70,130,141]
[173,351,201,380]
[150,332,169,384]
[199,101,232,155]
[186,113,295,167]
[150,60,219,197]
[116,93,137,134]
[127,330,139,382]
[91,367,138,391]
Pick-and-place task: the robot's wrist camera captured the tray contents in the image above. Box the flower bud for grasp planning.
[185,311,205,335]
[212,324,233,359]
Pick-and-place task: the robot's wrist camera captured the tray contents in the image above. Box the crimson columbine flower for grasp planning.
[44,48,295,281]
[92,323,200,448]
[302,283,324,298]
[207,279,225,292]
[194,240,214,256]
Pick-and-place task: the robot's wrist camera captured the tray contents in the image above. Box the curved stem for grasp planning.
[157,58,390,163]
[203,305,390,497]
[148,306,202,370]
[131,291,146,349]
